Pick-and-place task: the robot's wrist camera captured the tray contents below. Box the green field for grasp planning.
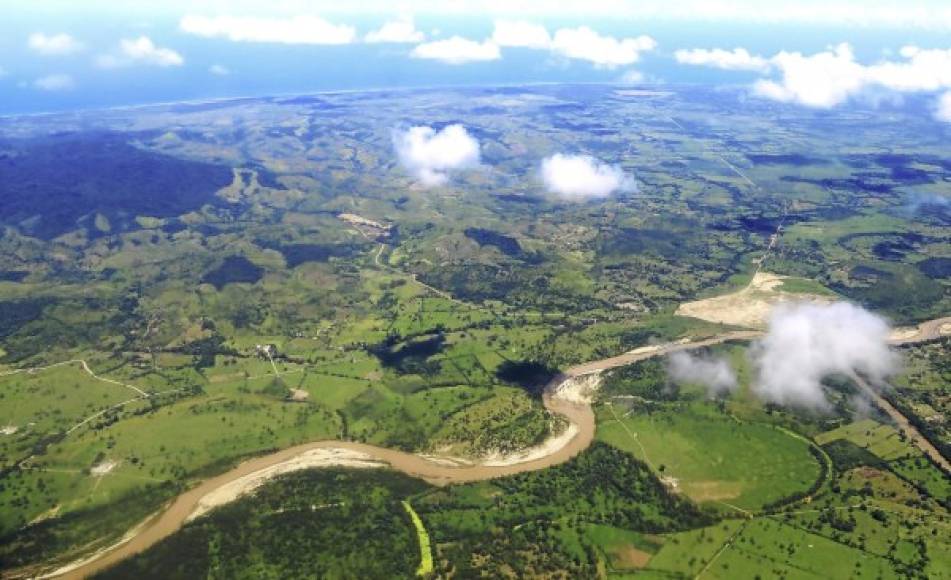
[597,402,823,511]
[0,83,949,576]
[402,501,434,576]
[815,419,917,461]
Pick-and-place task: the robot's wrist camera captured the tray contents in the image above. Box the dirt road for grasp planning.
[849,372,951,474]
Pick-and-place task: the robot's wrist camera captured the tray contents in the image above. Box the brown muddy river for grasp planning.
[44,319,948,578]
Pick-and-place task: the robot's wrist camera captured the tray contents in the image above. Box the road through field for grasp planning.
[849,372,951,474]
[26,316,951,579]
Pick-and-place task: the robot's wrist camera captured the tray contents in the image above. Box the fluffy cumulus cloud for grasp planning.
[410,36,500,64]
[392,124,481,186]
[752,43,867,108]
[869,45,951,91]
[33,73,74,91]
[540,154,633,199]
[180,14,355,45]
[678,42,951,113]
[28,33,83,55]
[120,37,184,66]
[667,351,738,397]
[751,302,899,410]
[98,37,184,68]
[674,47,770,72]
[491,20,551,49]
[759,44,951,107]
[365,16,424,43]
[550,27,656,68]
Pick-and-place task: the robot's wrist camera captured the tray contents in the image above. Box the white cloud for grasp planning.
[491,20,551,49]
[549,26,656,68]
[753,43,865,108]
[392,124,481,186]
[680,42,951,113]
[263,1,951,31]
[410,36,500,64]
[674,47,770,72]
[540,154,633,199]
[98,36,184,68]
[28,33,83,55]
[667,351,738,397]
[209,64,230,75]
[120,37,184,66]
[489,22,656,69]
[937,91,951,122]
[866,45,951,91]
[757,43,951,107]
[33,74,74,91]
[180,14,355,45]
[365,15,424,43]
[751,302,899,410]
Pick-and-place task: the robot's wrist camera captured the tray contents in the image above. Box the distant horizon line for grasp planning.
[0,80,716,121]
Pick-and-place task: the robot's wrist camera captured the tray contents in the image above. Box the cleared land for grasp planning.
[675,272,832,329]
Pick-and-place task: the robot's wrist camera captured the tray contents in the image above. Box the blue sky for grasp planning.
[2,1,951,117]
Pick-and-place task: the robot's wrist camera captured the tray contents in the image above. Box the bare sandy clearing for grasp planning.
[614,545,653,569]
[337,213,386,230]
[888,317,951,344]
[288,388,309,402]
[889,328,920,341]
[90,461,117,476]
[675,272,830,329]
[187,448,384,522]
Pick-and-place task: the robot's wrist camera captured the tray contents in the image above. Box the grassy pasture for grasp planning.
[815,419,917,461]
[0,361,149,470]
[705,518,895,579]
[596,402,822,511]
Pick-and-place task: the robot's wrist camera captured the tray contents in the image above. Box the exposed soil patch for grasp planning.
[613,546,652,569]
[675,272,830,329]
[90,460,117,476]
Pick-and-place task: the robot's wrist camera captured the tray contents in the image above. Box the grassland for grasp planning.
[597,402,822,512]
[0,83,948,575]
[815,419,918,461]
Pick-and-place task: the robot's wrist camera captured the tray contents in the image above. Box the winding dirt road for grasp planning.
[27,317,951,579]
